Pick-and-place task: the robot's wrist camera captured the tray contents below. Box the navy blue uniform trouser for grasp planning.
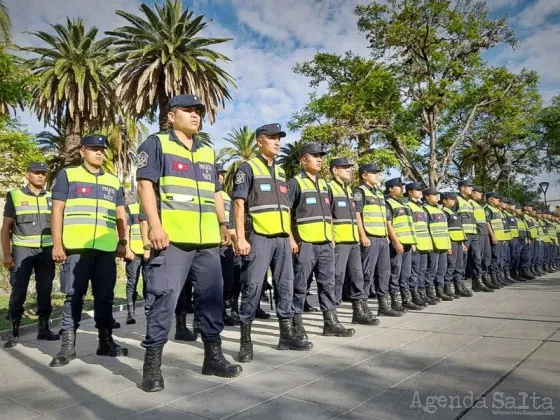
[427,250,447,286]
[142,244,223,348]
[125,254,146,306]
[334,243,366,304]
[221,246,236,305]
[480,234,491,276]
[532,241,541,266]
[9,246,55,320]
[389,244,413,293]
[490,242,501,273]
[519,239,533,269]
[445,242,464,284]
[509,238,520,270]
[293,242,337,314]
[239,234,294,324]
[410,250,429,290]
[464,234,482,278]
[501,240,511,271]
[60,250,116,331]
[361,236,390,297]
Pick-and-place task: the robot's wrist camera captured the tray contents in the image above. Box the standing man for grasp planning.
[455,180,478,294]
[503,200,522,281]
[136,95,242,392]
[327,157,378,325]
[441,192,467,300]
[2,162,59,347]
[289,143,354,337]
[234,123,313,364]
[498,199,514,284]
[485,193,508,288]
[49,135,129,367]
[405,182,431,308]
[521,204,538,280]
[353,166,401,317]
[385,177,420,312]
[469,186,494,292]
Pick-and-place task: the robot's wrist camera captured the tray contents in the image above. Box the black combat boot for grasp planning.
[390,293,407,314]
[277,319,314,351]
[503,270,515,284]
[111,318,121,329]
[142,347,164,392]
[202,341,243,378]
[401,290,424,310]
[323,310,355,337]
[444,282,460,299]
[425,286,441,304]
[255,307,271,319]
[522,268,535,280]
[537,265,547,276]
[126,304,136,325]
[546,264,555,273]
[482,274,499,290]
[238,322,253,363]
[378,295,404,317]
[37,317,60,340]
[472,277,493,292]
[352,300,380,325]
[455,280,473,297]
[50,330,76,367]
[490,272,503,288]
[223,311,240,327]
[96,327,128,357]
[175,312,198,341]
[436,284,453,301]
[3,319,20,348]
[292,314,308,341]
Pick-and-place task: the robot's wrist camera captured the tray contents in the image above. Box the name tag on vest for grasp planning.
[169,194,194,202]
[260,184,271,192]
[337,201,347,207]
[306,197,317,205]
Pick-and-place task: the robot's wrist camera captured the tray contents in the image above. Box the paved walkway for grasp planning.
[1,275,559,420]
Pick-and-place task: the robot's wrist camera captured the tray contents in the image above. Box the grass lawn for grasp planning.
[0,277,130,331]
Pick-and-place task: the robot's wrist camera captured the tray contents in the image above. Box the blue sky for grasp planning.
[6,0,560,197]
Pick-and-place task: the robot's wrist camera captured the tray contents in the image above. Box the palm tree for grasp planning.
[22,18,116,166]
[36,124,65,187]
[107,0,235,130]
[195,131,213,148]
[217,126,257,194]
[0,1,12,45]
[278,141,302,180]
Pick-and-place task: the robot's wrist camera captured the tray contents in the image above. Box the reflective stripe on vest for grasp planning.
[246,157,291,236]
[359,185,387,237]
[386,197,417,245]
[127,203,143,255]
[485,205,509,242]
[328,180,358,244]
[158,133,220,245]
[516,217,528,239]
[505,212,519,238]
[294,175,332,243]
[63,166,120,251]
[499,210,513,240]
[221,190,232,225]
[424,204,451,250]
[442,207,466,242]
[10,189,53,248]
[538,220,551,243]
[456,195,476,234]
[407,200,432,251]
[471,199,488,235]
[548,223,558,244]
[524,215,538,239]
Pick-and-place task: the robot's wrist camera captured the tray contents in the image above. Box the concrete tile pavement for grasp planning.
[0,275,559,420]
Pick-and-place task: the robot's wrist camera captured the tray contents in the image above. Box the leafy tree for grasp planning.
[278,141,302,180]
[0,50,32,118]
[22,18,115,165]
[107,0,235,130]
[0,0,11,45]
[217,126,257,194]
[539,95,560,172]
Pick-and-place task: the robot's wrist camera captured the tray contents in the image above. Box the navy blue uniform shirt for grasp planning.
[232,154,275,201]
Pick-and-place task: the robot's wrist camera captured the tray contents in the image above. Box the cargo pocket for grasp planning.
[144,251,169,296]
[59,261,74,294]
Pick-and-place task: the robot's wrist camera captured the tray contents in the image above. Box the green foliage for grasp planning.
[539,95,560,171]
[217,126,257,194]
[0,0,11,45]
[0,49,33,117]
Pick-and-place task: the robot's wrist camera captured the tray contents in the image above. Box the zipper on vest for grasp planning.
[343,185,358,243]
[313,179,330,242]
[273,167,286,234]
[92,176,99,249]
[35,194,43,247]
[191,150,203,242]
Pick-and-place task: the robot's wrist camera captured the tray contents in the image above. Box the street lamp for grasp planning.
[501,164,512,198]
[539,181,550,208]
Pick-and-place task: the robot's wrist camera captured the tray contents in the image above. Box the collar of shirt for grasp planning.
[387,194,403,203]
[257,153,275,168]
[81,164,105,176]
[22,186,47,196]
[169,129,201,152]
[360,182,378,193]
[299,170,321,185]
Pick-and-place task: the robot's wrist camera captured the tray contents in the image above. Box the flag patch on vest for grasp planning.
[324,197,330,204]
[279,186,287,193]
[337,201,347,207]
[398,209,406,215]
[21,201,29,206]
[306,197,317,205]
[260,184,271,192]
[77,187,92,196]
[172,161,188,172]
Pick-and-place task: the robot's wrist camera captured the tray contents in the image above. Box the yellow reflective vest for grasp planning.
[485,205,509,242]
[328,180,359,244]
[424,203,451,251]
[456,195,476,234]
[386,196,417,245]
[127,203,143,255]
[62,166,120,251]
[524,214,539,239]
[537,219,551,243]
[357,185,387,237]
[442,207,466,242]
[293,174,332,243]
[407,200,432,251]
[9,188,53,248]
[471,199,488,235]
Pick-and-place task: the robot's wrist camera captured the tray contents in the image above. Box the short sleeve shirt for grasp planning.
[232,155,275,201]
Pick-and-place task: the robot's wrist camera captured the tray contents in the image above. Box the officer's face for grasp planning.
[168,106,201,134]
[333,166,352,183]
[425,194,439,205]
[362,171,380,185]
[81,146,105,167]
[460,186,473,196]
[472,191,482,201]
[443,198,456,208]
[408,189,422,200]
[26,171,46,188]
[301,153,323,173]
[389,185,403,197]
[218,172,225,185]
[257,134,281,157]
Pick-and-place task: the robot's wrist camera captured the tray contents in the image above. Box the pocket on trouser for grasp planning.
[59,261,75,294]
[144,252,169,296]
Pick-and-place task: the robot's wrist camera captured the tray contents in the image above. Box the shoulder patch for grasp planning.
[235,170,246,185]
[353,191,363,202]
[136,151,149,169]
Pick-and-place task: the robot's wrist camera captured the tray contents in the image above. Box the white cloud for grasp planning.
[518,0,560,27]
[485,0,520,11]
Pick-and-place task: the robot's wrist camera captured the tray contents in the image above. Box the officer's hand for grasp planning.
[412,245,417,252]
[447,249,453,255]
[290,237,299,254]
[360,236,371,248]
[52,245,66,264]
[150,225,170,250]
[2,254,14,269]
[117,244,127,259]
[143,249,151,261]
[462,244,468,252]
[220,225,231,246]
[393,240,404,254]
[491,237,499,245]
[236,237,251,256]
[124,246,135,261]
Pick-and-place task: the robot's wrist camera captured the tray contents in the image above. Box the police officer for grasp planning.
[485,193,508,288]
[405,182,431,308]
[470,186,494,292]
[353,165,401,317]
[327,157,378,325]
[498,198,514,284]
[521,203,538,279]
[455,180,479,294]
[385,177,420,312]
[544,212,558,272]
[513,205,531,281]
[136,95,241,392]
[423,188,448,304]
[441,192,468,300]
[2,162,59,347]
[503,200,522,281]
[234,123,312,364]
[49,135,128,367]
[288,143,354,337]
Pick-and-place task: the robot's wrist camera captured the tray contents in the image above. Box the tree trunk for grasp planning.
[158,90,169,131]
[64,113,83,167]
[357,132,369,155]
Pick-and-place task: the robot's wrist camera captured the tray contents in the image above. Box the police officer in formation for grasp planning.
[2,162,59,347]
[135,94,242,392]
[470,186,496,291]
[423,188,448,303]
